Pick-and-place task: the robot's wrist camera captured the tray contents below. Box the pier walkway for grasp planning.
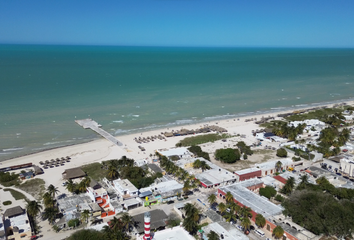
[75,119,123,146]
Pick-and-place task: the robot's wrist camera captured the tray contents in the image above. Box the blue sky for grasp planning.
[0,0,353,47]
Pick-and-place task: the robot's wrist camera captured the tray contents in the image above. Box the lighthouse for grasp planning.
[143,211,151,240]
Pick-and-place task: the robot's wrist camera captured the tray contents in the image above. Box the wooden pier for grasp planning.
[75,119,123,146]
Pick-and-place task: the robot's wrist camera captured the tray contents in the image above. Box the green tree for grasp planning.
[68,218,80,228]
[107,165,119,180]
[208,194,217,205]
[109,216,123,233]
[207,230,219,240]
[65,179,76,193]
[255,214,266,228]
[26,200,42,219]
[200,161,210,172]
[273,226,284,239]
[227,202,240,215]
[276,148,287,158]
[67,229,105,240]
[259,186,277,199]
[47,184,59,199]
[215,148,240,163]
[218,202,226,214]
[223,211,237,223]
[281,177,295,195]
[42,192,54,208]
[193,159,201,169]
[120,213,133,232]
[80,210,90,224]
[275,161,283,172]
[225,191,234,204]
[183,180,192,196]
[241,217,251,231]
[239,206,252,218]
[43,207,58,225]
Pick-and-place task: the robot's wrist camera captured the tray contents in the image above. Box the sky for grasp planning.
[0,0,353,47]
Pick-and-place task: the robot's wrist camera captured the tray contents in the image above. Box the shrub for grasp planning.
[68,218,80,228]
[275,194,284,202]
[3,200,12,205]
[276,148,288,157]
[259,186,277,199]
[215,148,240,163]
[243,154,248,160]
[292,156,301,162]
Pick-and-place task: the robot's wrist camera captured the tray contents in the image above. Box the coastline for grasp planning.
[1,98,353,172]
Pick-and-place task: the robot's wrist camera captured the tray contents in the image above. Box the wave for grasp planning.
[132,115,140,118]
[170,112,178,115]
[2,147,24,152]
[112,120,124,123]
[43,140,73,146]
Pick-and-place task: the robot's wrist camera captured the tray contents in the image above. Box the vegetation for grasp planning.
[81,162,107,181]
[214,148,240,163]
[166,213,181,228]
[26,200,42,218]
[3,200,12,205]
[17,178,45,201]
[42,207,59,225]
[255,214,266,228]
[285,108,343,122]
[280,177,295,195]
[315,127,350,158]
[188,145,210,160]
[0,172,20,186]
[176,133,230,147]
[68,218,80,228]
[272,226,284,239]
[193,159,211,172]
[182,203,200,235]
[274,194,284,202]
[271,121,306,141]
[3,188,28,201]
[236,141,253,156]
[259,186,276,199]
[276,148,287,158]
[207,230,219,240]
[208,194,216,205]
[67,229,106,240]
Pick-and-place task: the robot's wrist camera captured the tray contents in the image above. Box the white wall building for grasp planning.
[255,158,294,176]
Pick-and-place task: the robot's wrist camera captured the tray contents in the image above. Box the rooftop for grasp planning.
[62,167,86,180]
[132,209,168,233]
[196,169,235,186]
[113,179,138,193]
[255,158,293,170]
[220,179,283,218]
[234,168,261,176]
[202,222,249,240]
[57,193,93,213]
[147,164,163,173]
[151,226,195,240]
[3,206,24,218]
[157,147,190,158]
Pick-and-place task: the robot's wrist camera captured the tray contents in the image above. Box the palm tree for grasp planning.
[183,217,198,235]
[42,192,54,208]
[239,206,252,218]
[183,180,191,196]
[184,203,200,222]
[218,202,226,215]
[227,202,240,215]
[65,179,76,193]
[26,200,43,218]
[225,191,234,204]
[193,159,201,169]
[208,194,217,205]
[273,226,284,239]
[80,209,90,224]
[223,211,237,223]
[200,161,210,172]
[78,181,88,193]
[109,216,123,233]
[107,165,119,180]
[275,161,282,173]
[47,184,59,199]
[83,176,91,188]
[43,207,58,225]
[120,213,133,232]
[241,217,251,231]
[255,214,266,228]
[207,230,219,240]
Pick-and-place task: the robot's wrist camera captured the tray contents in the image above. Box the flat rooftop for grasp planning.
[202,222,249,240]
[57,193,92,213]
[255,158,293,170]
[113,179,138,193]
[220,179,283,218]
[234,168,261,175]
[196,169,235,186]
[152,226,194,240]
[157,147,190,157]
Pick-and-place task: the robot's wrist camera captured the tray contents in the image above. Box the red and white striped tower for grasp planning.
[143,212,151,240]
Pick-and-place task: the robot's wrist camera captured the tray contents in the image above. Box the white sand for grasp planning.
[1,101,352,190]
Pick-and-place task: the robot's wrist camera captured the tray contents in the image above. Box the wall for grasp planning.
[237,170,262,181]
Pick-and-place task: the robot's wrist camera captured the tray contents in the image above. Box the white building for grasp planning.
[156,147,192,159]
[3,206,31,240]
[289,119,326,132]
[201,221,249,240]
[112,179,139,198]
[196,168,236,188]
[340,158,354,177]
[137,225,194,240]
[255,158,294,176]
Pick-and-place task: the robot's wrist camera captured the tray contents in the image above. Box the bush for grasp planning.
[188,146,210,160]
[68,218,80,228]
[243,154,248,160]
[276,148,288,157]
[275,194,284,202]
[177,133,229,147]
[292,156,301,162]
[237,141,253,155]
[215,148,240,163]
[259,186,277,199]
[3,200,12,205]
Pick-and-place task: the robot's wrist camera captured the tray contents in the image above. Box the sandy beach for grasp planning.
[1,100,353,190]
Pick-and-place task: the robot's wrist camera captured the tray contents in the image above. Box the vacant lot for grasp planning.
[17,178,45,201]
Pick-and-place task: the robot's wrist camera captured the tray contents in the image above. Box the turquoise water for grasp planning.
[1,45,354,160]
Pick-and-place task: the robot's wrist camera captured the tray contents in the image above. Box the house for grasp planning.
[19,171,34,180]
[132,209,168,234]
[255,159,294,176]
[234,168,262,182]
[0,215,5,240]
[112,179,139,199]
[147,164,164,175]
[201,221,249,240]
[32,165,44,175]
[3,206,31,240]
[140,176,183,202]
[137,226,194,240]
[62,167,86,180]
[156,147,192,160]
[196,169,236,188]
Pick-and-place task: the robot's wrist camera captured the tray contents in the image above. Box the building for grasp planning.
[3,206,31,240]
[140,176,183,202]
[0,215,5,240]
[112,179,139,199]
[132,209,168,234]
[196,168,236,188]
[147,164,164,175]
[156,147,192,160]
[255,159,294,176]
[62,167,86,180]
[201,221,249,240]
[340,158,354,177]
[234,168,262,182]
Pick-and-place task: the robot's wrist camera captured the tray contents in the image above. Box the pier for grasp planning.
[75,119,123,146]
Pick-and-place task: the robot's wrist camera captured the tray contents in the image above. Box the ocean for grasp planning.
[1,45,354,161]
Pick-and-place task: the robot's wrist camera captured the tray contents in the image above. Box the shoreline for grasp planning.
[1,98,353,170]
[1,96,353,163]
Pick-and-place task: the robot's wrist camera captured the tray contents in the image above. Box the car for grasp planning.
[62,182,67,186]
[236,225,244,231]
[266,238,272,240]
